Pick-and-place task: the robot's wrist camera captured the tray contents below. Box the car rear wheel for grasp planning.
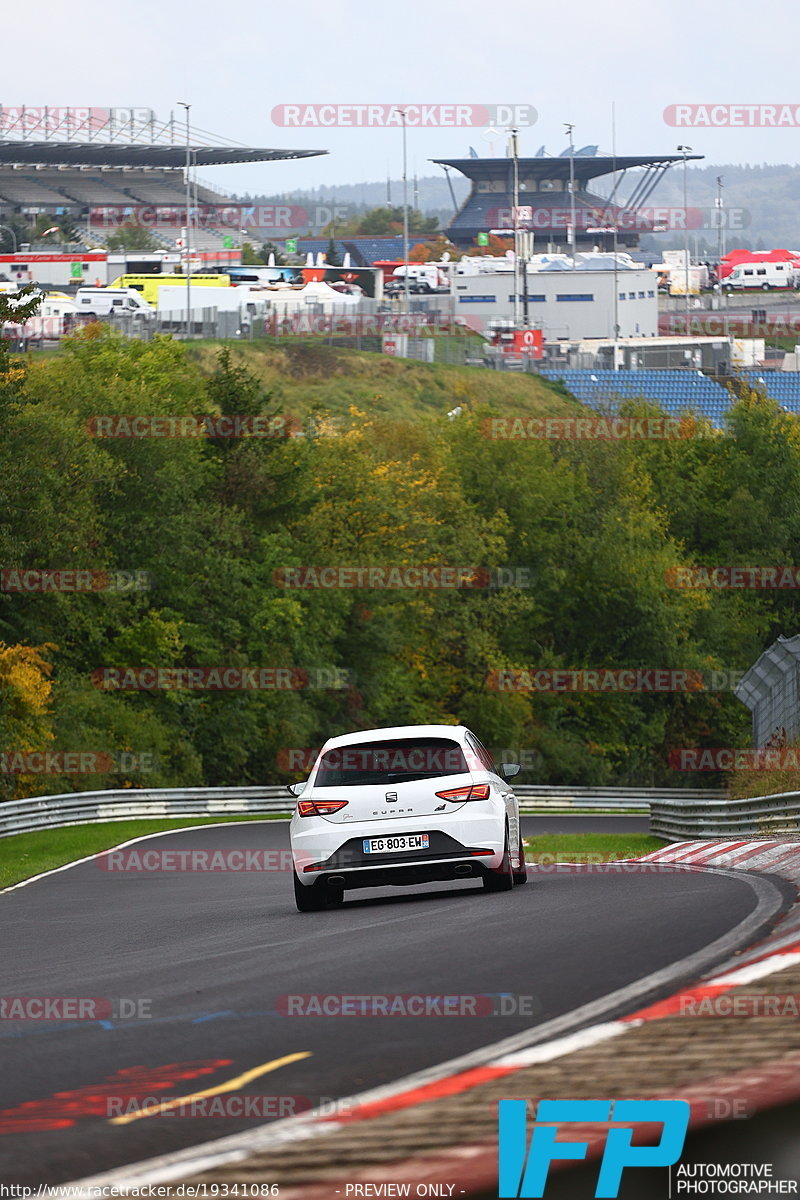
[513,837,528,885]
[293,871,329,912]
[483,829,514,893]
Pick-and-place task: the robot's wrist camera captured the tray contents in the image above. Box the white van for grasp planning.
[723,262,797,291]
[75,287,155,318]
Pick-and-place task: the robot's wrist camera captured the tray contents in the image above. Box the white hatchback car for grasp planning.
[288,723,526,911]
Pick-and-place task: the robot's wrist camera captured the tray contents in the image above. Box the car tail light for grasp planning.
[434,783,491,802]
[297,799,349,817]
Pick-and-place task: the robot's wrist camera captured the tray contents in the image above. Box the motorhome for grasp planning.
[75,287,155,318]
[723,261,798,291]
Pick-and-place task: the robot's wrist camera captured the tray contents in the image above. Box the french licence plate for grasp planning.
[362,834,430,854]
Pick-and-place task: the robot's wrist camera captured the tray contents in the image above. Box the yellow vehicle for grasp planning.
[108,274,230,306]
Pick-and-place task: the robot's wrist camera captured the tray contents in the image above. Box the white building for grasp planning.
[452,252,659,341]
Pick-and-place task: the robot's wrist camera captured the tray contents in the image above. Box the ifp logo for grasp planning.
[498,1099,690,1197]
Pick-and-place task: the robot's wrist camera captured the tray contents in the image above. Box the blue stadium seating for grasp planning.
[539,368,732,427]
[283,236,409,266]
[737,372,800,413]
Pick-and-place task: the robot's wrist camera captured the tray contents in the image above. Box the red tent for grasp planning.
[720,248,800,278]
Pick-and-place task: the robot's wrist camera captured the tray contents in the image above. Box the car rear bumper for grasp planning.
[291,818,506,888]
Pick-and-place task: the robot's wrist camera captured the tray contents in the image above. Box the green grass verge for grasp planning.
[0,821,664,890]
[523,832,664,862]
[519,808,649,815]
[0,814,290,890]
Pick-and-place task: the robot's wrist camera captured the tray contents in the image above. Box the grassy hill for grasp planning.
[187,340,577,424]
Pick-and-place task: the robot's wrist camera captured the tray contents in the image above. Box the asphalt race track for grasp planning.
[0,818,786,1184]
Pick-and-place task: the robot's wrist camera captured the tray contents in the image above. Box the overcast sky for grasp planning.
[5,0,800,197]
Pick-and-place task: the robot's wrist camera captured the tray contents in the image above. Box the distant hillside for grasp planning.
[235,163,800,252]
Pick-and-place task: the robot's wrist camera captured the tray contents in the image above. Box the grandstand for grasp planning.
[0,132,326,249]
[737,371,800,411]
[434,151,703,251]
[539,368,732,427]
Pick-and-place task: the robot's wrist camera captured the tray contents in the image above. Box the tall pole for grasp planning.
[612,101,619,369]
[394,108,410,314]
[565,122,576,267]
[678,145,692,327]
[716,174,729,337]
[178,102,192,339]
[511,127,520,329]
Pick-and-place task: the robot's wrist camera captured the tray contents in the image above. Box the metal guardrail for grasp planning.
[0,784,730,839]
[0,787,291,839]
[650,792,800,842]
[515,785,724,812]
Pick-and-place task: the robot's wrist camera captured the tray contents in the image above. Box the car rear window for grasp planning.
[314,737,469,787]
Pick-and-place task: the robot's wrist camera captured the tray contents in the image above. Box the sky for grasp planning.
[4,0,800,198]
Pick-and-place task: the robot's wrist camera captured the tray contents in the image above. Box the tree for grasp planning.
[0,216,27,254]
[326,237,341,266]
[0,286,42,381]
[241,241,263,265]
[260,241,286,265]
[320,206,438,238]
[463,234,513,258]
[410,235,459,263]
[29,213,81,243]
[104,228,161,253]
[0,642,56,800]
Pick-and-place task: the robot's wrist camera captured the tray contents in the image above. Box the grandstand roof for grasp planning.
[0,142,326,168]
[433,153,703,183]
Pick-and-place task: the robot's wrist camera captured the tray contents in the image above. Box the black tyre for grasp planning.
[293,871,329,912]
[483,829,514,892]
[513,837,528,885]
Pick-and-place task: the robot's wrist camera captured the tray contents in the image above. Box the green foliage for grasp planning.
[321,206,438,238]
[104,227,161,252]
[241,241,263,265]
[29,213,81,243]
[2,334,795,797]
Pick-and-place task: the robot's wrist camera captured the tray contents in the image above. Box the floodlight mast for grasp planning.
[510,128,520,329]
[177,101,192,339]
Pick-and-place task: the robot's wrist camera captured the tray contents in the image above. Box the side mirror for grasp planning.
[499,762,521,780]
[286,781,307,797]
